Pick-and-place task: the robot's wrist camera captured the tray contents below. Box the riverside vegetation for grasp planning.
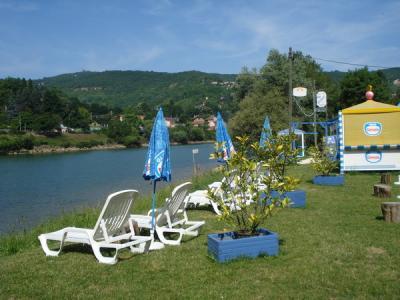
[1,166,399,298]
[1,50,399,155]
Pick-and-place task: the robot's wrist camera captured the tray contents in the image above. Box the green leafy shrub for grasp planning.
[122,135,141,147]
[0,135,35,153]
[61,141,71,148]
[309,146,338,176]
[208,134,299,235]
[170,128,188,144]
[20,135,34,150]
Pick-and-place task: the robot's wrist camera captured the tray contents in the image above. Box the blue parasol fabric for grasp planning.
[143,108,171,230]
[259,116,271,147]
[216,112,235,162]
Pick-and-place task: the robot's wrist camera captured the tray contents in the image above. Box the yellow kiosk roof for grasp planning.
[342,100,400,114]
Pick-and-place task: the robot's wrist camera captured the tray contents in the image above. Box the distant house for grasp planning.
[137,115,145,120]
[89,121,102,132]
[113,114,125,122]
[60,124,68,134]
[164,117,176,128]
[192,118,205,127]
[207,115,217,131]
[59,124,75,134]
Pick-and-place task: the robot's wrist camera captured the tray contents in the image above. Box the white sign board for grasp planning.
[192,148,199,154]
[316,91,327,108]
[293,87,307,97]
[343,149,400,171]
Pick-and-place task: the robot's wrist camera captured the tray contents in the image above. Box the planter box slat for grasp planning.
[208,228,279,262]
[313,175,344,186]
[270,190,306,208]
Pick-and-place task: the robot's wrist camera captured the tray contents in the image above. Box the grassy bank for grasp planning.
[0,132,112,154]
[1,166,399,298]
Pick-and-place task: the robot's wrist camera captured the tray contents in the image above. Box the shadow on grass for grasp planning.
[61,243,93,255]
[186,205,217,214]
[55,243,139,262]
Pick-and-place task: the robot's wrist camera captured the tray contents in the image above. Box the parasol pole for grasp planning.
[151,180,157,232]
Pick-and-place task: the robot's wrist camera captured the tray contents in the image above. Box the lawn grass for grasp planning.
[0,166,399,299]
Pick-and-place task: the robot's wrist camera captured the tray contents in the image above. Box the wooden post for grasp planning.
[381,202,400,223]
[380,173,391,185]
[373,184,391,198]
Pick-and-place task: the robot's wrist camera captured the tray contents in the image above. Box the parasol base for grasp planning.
[149,240,165,251]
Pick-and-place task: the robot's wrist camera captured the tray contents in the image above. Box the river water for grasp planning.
[0,143,216,235]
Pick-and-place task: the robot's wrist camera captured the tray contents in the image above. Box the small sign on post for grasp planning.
[293,87,307,97]
[192,148,199,175]
[316,91,327,108]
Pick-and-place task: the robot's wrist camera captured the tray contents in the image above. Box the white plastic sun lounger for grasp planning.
[130,182,205,247]
[186,183,224,215]
[38,190,152,265]
[186,171,258,215]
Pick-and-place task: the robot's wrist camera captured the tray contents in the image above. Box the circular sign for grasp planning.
[316,91,327,108]
[293,87,307,97]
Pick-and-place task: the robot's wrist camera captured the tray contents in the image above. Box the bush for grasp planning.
[189,127,205,141]
[76,140,103,148]
[309,146,338,176]
[61,141,71,148]
[208,135,297,235]
[122,135,141,148]
[0,135,35,153]
[20,135,34,150]
[170,128,188,144]
[106,120,132,141]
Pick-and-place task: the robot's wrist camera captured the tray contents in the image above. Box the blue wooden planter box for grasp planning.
[270,189,306,208]
[208,228,279,263]
[313,175,344,186]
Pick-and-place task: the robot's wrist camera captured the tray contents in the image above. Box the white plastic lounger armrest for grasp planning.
[130,214,152,229]
[208,182,221,189]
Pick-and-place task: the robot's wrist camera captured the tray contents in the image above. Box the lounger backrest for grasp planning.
[222,169,237,187]
[93,190,138,241]
[156,182,191,226]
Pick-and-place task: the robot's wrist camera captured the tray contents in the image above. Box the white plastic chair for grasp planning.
[38,190,152,265]
[130,182,204,247]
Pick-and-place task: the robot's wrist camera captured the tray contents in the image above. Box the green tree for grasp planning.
[230,88,287,139]
[339,68,391,109]
[107,119,133,143]
[32,113,61,133]
[68,107,91,130]
[231,49,337,139]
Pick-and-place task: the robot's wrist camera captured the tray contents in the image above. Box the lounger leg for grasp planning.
[91,244,118,265]
[156,228,183,246]
[130,239,152,254]
[209,200,222,215]
[182,221,205,236]
[38,232,68,257]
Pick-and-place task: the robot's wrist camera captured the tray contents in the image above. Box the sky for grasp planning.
[0,0,399,79]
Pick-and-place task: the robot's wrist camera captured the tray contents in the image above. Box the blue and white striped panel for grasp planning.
[344,144,400,150]
[338,111,344,174]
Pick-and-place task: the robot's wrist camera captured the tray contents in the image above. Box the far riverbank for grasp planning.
[8,140,214,155]
[1,131,214,155]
